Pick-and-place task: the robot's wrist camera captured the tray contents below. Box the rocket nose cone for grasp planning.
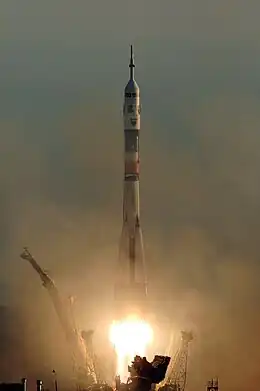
[125,79,139,94]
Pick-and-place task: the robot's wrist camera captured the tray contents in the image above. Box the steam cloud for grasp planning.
[1,1,260,388]
[0,92,260,390]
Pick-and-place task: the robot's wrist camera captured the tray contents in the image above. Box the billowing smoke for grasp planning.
[1,1,260,389]
[1,92,260,390]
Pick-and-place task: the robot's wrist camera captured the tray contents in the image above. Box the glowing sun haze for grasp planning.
[109,314,154,381]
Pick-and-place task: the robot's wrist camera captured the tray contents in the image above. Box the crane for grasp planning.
[158,331,193,391]
[20,247,97,388]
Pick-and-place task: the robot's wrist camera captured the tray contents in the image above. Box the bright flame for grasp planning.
[109,315,153,382]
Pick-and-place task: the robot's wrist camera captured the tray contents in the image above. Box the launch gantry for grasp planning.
[158,331,193,391]
[20,247,98,388]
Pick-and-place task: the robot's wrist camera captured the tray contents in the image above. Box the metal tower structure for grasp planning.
[20,247,97,388]
[159,331,193,391]
[67,296,104,384]
[206,379,218,391]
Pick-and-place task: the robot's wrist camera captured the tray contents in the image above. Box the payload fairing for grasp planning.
[115,46,147,306]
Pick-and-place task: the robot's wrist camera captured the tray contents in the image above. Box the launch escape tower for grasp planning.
[115,45,147,306]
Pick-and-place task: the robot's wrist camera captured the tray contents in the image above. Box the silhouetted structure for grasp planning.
[0,306,25,380]
[0,378,26,391]
[206,379,218,391]
[116,355,171,391]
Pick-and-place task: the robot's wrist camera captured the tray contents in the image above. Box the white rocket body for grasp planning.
[115,46,147,305]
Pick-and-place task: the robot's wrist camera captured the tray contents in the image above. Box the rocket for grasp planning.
[114,45,147,308]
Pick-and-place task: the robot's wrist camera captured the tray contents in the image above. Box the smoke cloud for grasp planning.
[0,92,260,390]
[1,1,260,390]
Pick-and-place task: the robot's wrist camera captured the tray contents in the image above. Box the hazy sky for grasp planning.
[1,2,260,389]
